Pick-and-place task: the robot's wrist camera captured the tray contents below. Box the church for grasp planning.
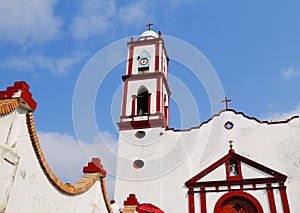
[0,28,299,213]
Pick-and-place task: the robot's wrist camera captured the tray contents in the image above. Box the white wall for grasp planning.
[0,108,109,213]
[115,110,300,212]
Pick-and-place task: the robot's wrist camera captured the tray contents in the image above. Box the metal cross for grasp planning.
[146,22,153,30]
[229,140,233,149]
[221,97,231,110]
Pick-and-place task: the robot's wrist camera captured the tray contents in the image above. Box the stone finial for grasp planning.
[83,158,106,177]
[123,194,140,213]
[0,81,37,111]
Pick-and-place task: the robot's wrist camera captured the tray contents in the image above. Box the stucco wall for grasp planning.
[115,110,300,212]
[0,107,109,213]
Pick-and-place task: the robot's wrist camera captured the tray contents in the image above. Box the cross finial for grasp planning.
[146,22,153,30]
[229,140,233,149]
[221,97,231,110]
[228,140,235,153]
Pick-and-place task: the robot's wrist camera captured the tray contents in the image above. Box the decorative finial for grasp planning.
[146,22,153,30]
[221,97,231,110]
[228,140,235,153]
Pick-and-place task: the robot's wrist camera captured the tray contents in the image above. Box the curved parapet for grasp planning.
[26,112,107,195]
[0,82,112,212]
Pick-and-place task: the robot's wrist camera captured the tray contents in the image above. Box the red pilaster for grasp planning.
[155,42,159,71]
[148,93,151,115]
[266,184,277,213]
[127,45,134,75]
[131,95,136,120]
[156,78,161,113]
[200,187,207,213]
[121,80,128,117]
[279,183,290,213]
[188,189,195,213]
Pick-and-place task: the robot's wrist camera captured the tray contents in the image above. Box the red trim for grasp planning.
[127,46,134,75]
[156,77,161,113]
[0,81,37,111]
[188,189,195,213]
[148,93,151,115]
[185,151,287,186]
[117,117,167,130]
[122,80,128,116]
[266,184,277,213]
[155,42,159,71]
[131,95,136,120]
[124,193,140,206]
[279,184,290,213]
[225,159,243,180]
[213,191,263,213]
[128,38,163,47]
[83,158,106,177]
[200,188,207,213]
[164,106,168,127]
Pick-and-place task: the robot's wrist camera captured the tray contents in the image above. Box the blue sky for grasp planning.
[1,0,300,197]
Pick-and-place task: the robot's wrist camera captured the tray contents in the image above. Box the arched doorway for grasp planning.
[214,192,263,213]
[220,197,257,213]
[136,86,149,115]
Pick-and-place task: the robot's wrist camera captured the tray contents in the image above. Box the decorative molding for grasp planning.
[0,81,37,111]
[83,158,106,176]
[26,112,107,195]
[0,99,19,115]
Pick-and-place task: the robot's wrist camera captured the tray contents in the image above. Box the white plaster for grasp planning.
[115,111,300,212]
[0,109,109,212]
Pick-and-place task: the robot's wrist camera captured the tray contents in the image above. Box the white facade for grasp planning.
[115,110,300,212]
[115,30,300,212]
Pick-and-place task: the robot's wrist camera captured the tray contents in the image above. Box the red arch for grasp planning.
[214,191,264,213]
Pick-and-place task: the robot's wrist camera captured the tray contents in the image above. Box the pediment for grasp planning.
[186,149,287,187]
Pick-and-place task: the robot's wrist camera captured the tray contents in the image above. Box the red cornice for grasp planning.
[0,81,37,111]
[83,158,107,177]
[117,118,167,130]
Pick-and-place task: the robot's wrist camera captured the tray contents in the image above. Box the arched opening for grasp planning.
[214,192,263,213]
[136,87,149,116]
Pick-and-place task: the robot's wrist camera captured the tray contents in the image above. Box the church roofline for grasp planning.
[26,112,110,205]
[0,98,20,115]
[167,108,299,132]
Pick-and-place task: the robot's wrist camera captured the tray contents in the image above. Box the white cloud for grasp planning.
[1,52,84,76]
[118,1,148,25]
[70,0,116,39]
[264,103,300,121]
[38,131,118,197]
[70,0,150,40]
[280,68,299,80]
[0,0,62,44]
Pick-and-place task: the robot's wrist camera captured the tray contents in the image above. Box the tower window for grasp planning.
[136,87,149,116]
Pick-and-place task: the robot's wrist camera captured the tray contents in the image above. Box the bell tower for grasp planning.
[117,28,171,130]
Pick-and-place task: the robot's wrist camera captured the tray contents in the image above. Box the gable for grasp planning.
[186,150,287,187]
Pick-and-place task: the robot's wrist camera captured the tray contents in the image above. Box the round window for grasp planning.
[224,121,234,130]
[135,131,146,138]
[133,159,144,169]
